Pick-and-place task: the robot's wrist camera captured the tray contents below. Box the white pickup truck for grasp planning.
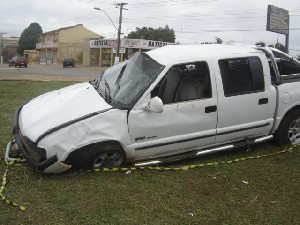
[6,44,300,173]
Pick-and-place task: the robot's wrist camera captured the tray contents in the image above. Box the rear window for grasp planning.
[219,57,265,97]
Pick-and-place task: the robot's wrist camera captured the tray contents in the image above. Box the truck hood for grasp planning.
[19,82,112,142]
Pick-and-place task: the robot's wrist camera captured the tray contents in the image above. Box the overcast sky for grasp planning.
[0,0,299,56]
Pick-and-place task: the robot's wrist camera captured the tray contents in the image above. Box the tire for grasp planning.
[69,142,126,169]
[25,65,27,68]
[274,109,300,146]
[92,149,125,169]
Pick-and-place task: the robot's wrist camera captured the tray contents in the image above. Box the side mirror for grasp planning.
[140,97,163,113]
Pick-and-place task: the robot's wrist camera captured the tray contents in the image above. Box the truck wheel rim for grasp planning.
[93,152,123,168]
[288,117,300,144]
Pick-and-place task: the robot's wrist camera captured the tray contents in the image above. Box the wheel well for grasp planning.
[276,105,300,132]
[64,141,125,167]
[283,105,300,119]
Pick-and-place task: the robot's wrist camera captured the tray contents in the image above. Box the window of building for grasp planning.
[67,46,75,57]
[219,57,265,97]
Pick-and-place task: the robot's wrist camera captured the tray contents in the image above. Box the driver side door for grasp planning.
[128,61,218,161]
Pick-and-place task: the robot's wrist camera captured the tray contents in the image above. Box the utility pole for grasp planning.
[115,2,128,64]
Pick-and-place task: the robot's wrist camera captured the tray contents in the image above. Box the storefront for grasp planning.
[85,38,173,66]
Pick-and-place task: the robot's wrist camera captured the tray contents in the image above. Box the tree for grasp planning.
[297,54,300,61]
[127,25,175,43]
[18,22,43,54]
[274,43,286,53]
[215,37,222,44]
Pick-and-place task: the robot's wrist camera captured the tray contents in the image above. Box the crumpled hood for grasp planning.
[19,82,112,142]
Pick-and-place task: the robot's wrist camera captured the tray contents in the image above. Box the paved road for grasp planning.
[0,63,108,82]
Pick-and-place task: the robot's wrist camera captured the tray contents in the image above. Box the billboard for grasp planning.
[266,5,289,35]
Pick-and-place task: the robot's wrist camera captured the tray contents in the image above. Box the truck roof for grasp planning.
[146,44,262,66]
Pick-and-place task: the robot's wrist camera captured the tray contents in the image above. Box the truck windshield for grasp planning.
[91,52,165,109]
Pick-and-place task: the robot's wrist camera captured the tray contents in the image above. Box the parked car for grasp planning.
[6,44,300,174]
[9,56,28,68]
[63,58,75,67]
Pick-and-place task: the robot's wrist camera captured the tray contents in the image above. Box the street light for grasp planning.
[94,7,118,31]
[94,5,127,65]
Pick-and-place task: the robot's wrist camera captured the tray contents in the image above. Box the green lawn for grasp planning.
[0,80,299,225]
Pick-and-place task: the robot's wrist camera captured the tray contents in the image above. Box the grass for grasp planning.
[0,80,300,225]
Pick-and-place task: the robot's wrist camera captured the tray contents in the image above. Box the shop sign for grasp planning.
[147,41,169,48]
[90,38,172,49]
[113,48,126,54]
[90,39,117,47]
[123,39,141,48]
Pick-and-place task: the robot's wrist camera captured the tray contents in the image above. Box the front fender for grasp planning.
[37,109,130,162]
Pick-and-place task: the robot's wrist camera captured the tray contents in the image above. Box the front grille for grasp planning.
[19,132,46,163]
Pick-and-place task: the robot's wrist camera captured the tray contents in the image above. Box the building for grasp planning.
[84,38,173,66]
[36,24,102,64]
[0,36,19,63]
[24,50,39,63]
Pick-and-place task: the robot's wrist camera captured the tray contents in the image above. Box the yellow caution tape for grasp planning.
[89,144,300,172]
[1,143,299,212]
[0,159,26,211]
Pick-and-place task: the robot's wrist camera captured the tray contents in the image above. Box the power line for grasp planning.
[175,28,300,33]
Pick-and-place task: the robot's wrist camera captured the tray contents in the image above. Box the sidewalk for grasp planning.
[0,63,108,82]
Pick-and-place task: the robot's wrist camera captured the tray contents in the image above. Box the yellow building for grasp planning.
[36,24,102,64]
[24,50,39,63]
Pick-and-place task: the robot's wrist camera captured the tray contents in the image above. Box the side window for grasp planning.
[152,62,212,104]
[219,57,265,97]
[277,59,300,75]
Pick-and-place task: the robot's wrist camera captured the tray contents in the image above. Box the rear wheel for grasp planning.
[274,109,300,145]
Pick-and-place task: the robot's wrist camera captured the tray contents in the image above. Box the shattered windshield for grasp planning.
[91,52,165,109]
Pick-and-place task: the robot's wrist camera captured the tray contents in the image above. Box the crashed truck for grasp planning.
[6,44,300,173]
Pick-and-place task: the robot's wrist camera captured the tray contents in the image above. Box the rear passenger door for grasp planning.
[216,55,276,143]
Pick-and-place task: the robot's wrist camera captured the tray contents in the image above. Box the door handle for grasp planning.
[205,105,217,113]
[259,98,268,105]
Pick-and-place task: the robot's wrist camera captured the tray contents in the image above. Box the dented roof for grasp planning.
[146,44,262,66]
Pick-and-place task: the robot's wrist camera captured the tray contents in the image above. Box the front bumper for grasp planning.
[12,107,60,172]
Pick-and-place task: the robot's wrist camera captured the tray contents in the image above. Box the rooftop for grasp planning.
[146,44,262,66]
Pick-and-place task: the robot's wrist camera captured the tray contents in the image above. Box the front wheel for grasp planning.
[69,142,126,169]
[274,109,300,145]
[92,150,124,169]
